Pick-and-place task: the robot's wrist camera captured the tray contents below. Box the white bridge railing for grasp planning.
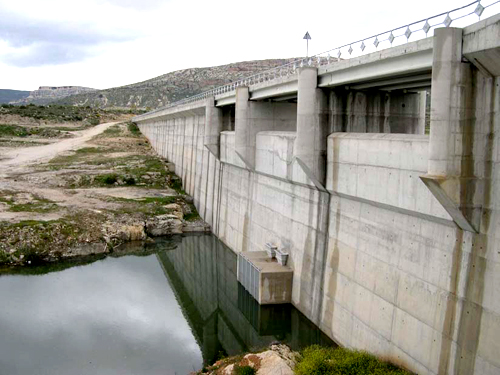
[138,0,499,119]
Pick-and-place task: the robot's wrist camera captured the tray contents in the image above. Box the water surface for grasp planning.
[0,235,333,374]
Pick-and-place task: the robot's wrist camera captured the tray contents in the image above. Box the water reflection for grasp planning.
[156,234,334,366]
[0,244,202,375]
[0,234,333,374]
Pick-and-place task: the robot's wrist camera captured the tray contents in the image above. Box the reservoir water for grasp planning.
[0,234,333,375]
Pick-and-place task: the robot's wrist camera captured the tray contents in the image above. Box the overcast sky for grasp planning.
[0,0,497,91]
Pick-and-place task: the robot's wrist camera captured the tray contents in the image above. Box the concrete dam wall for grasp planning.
[134,17,500,375]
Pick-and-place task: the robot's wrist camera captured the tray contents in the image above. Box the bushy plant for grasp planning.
[233,365,256,375]
[295,346,410,375]
[127,122,140,135]
[124,177,136,186]
[95,174,118,185]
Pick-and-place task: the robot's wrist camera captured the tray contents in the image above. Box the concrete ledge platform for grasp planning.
[237,251,293,305]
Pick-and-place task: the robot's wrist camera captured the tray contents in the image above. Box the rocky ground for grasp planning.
[0,117,208,267]
[195,345,297,375]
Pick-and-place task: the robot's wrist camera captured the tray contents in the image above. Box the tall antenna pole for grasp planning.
[303,31,311,57]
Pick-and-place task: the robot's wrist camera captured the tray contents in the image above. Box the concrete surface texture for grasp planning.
[238,251,293,304]
[135,15,500,375]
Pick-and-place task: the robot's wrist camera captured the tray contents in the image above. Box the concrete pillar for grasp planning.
[204,97,223,159]
[235,86,254,168]
[294,67,328,186]
[421,27,478,232]
[235,86,297,169]
[428,27,468,176]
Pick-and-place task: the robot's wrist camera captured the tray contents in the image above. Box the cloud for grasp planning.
[103,0,170,10]
[0,5,143,67]
[1,42,98,67]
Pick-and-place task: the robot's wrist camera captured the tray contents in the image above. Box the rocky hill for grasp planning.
[55,59,297,110]
[13,86,97,106]
[0,89,30,104]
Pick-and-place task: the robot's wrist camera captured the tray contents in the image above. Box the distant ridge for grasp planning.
[55,58,298,109]
[12,86,97,106]
[0,89,30,104]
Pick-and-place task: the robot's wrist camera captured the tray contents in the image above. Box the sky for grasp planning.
[0,0,496,91]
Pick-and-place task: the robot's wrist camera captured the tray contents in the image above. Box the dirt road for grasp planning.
[0,121,118,175]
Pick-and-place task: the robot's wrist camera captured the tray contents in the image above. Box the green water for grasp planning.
[0,234,332,374]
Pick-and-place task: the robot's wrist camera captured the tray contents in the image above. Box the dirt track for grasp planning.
[0,121,118,174]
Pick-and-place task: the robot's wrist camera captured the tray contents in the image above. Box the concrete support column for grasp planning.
[205,96,223,159]
[422,27,479,232]
[294,67,328,187]
[428,27,467,176]
[235,86,254,169]
[235,87,296,169]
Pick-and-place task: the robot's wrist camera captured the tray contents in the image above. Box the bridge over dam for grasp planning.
[133,5,500,374]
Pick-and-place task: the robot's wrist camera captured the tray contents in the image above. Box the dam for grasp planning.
[133,4,500,375]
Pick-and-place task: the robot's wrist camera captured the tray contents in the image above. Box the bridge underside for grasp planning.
[134,15,500,375]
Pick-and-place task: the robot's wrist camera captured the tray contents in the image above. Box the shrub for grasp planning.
[124,177,136,186]
[295,346,410,375]
[233,365,256,375]
[0,124,29,137]
[127,122,140,135]
[89,117,100,126]
[95,174,118,185]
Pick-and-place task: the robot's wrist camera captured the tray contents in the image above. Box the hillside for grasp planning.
[0,89,30,104]
[55,59,297,109]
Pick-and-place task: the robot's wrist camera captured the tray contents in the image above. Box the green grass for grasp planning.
[75,147,107,154]
[184,211,200,222]
[10,219,53,228]
[95,174,118,185]
[127,122,141,136]
[49,146,119,165]
[0,194,58,213]
[234,365,256,375]
[106,195,178,216]
[295,346,411,375]
[99,125,122,137]
[0,124,29,137]
[0,103,102,124]
[0,124,69,139]
[9,202,58,213]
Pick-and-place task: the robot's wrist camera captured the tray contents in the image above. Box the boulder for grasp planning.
[164,203,184,220]
[145,214,183,236]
